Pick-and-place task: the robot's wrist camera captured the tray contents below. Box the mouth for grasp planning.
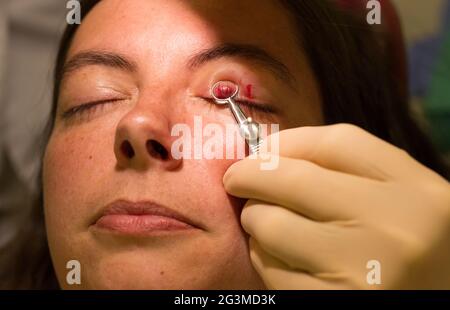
[91,199,202,235]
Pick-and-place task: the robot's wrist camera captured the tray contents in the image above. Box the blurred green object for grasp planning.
[426,31,450,153]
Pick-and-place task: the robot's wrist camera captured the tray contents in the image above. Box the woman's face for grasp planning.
[43,0,322,289]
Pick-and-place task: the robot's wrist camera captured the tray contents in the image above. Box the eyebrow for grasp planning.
[61,44,296,87]
[61,50,137,79]
[187,43,296,86]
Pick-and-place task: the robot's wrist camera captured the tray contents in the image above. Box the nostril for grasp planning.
[146,139,169,160]
[121,140,135,159]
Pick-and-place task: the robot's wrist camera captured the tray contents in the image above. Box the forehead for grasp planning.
[68,0,301,70]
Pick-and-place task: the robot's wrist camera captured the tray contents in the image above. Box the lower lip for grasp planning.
[93,214,195,234]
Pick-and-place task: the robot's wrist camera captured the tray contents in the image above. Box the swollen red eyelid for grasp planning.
[212,81,238,99]
[205,79,259,101]
[245,84,254,99]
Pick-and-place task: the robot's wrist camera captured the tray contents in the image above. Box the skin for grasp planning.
[43,0,323,289]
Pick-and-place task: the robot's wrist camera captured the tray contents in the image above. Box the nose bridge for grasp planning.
[113,91,182,171]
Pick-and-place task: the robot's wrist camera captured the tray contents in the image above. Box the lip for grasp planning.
[91,200,201,235]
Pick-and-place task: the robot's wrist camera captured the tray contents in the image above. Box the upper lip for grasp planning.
[92,199,202,229]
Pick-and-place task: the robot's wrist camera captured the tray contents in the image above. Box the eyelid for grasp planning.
[61,98,123,119]
[235,98,276,114]
[212,80,275,112]
[202,96,276,115]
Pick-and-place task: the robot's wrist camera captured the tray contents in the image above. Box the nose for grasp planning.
[114,108,182,171]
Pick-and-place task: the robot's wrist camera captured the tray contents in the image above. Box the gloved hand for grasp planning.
[223,124,450,289]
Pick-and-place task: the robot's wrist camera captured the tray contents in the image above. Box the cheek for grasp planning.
[183,114,248,221]
[43,126,115,224]
[199,157,246,211]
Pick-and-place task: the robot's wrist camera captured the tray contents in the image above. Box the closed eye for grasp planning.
[203,97,277,115]
[61,98,124,119]
[235,99,277,114]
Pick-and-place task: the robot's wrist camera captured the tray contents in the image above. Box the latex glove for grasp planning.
[223,124,450,289]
